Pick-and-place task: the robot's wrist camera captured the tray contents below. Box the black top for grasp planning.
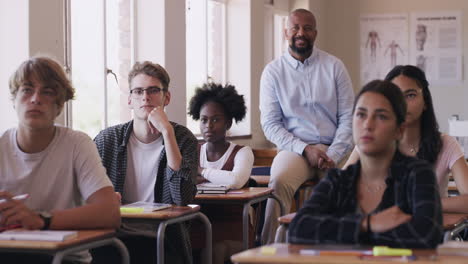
[289,151,443,248]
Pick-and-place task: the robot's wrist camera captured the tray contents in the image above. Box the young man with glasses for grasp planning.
[93,61,198,264]
[0,56,120,263]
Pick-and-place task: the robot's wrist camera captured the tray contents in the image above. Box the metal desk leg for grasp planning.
[156,221,168,264]
[197,212,212,264]
[269,193,286,216]
[274,224,286,243]
[112,238,131,264]
[242,203,250,250]
[444,221,468,242]
[155,212,212,264]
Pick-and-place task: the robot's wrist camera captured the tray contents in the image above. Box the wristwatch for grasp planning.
[38,211,52,230]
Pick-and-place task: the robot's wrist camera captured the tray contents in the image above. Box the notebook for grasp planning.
[0,230,77,242]
[197,183,230,194]
[120,202,172,213]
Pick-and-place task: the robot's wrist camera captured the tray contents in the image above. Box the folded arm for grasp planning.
[371,166,443,248]
[202,147,254,189]
[289,171,363,244]
[0,187,120,230]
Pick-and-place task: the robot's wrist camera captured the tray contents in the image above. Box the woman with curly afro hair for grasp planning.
[189,83,255,264]
[188,82,254,189]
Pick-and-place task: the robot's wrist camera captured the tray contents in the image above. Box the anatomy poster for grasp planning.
[410,12,462,83]
[360,14,409,86]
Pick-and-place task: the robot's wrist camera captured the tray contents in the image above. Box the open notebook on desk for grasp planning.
[0,230,77,242]
[197,183,230,194]
[120,202,172,213]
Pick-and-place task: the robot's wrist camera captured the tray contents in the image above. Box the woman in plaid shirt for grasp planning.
[289,80,443,248]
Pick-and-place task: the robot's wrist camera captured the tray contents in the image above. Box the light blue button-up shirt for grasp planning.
[260,48,354,164]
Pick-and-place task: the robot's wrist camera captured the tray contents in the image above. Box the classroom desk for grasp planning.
[231,243,468,264]
[0,229,129,264]
[443,213,468,241]
[274,213,468,243]
[121,204,212,264]
[195,187,285,250]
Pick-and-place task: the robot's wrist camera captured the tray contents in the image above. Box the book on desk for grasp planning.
[120,202,172,213]
[197,183,230,194]
[0,230,77,242]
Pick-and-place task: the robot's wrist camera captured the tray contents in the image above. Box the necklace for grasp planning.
[360,181,386,193]
[409,145,418,154]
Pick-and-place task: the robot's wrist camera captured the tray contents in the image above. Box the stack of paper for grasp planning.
[437,241,468,256]
[0,230,77,242]
[197,183,230,194]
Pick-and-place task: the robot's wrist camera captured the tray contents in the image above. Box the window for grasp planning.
[67,0,132,138]
[0,0,28,133]
[186,0,226,135]
[274,13,288,59]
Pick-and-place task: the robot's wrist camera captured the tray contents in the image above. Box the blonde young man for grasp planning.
[0,56,120,263]
[94,61,198,264]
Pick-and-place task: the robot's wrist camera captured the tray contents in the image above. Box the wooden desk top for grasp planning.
[195,187,273,202]
[121,204,201,219]
[231,243,467,264]
[278,212,296,225]
[277,213,467,230]
[443,213,468,230]
[0,229,115,250]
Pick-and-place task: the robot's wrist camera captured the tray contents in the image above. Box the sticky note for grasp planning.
[260,246,277,255]
[373,246,412,256]
[120,207,145,213]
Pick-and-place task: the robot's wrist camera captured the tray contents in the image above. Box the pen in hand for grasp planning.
[0,194,29,204]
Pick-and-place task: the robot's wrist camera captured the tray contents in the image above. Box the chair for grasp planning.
[274,212,296,243]
[249,148,318,211]
[293,179,318,211]
[252,148,277,166]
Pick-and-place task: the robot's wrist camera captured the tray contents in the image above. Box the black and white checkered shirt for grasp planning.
[289,151,443,248]
[94,120,198,263]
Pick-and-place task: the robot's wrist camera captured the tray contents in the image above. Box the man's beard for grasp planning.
[290,36,313,55]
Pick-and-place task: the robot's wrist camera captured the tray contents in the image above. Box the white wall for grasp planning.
[317,0,468,133]
[230,0,291,148]
[0,0,29,133]
[0,0,66,133]
[135,0,187,126]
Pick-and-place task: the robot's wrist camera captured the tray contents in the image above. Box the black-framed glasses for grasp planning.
[130,87,167,98]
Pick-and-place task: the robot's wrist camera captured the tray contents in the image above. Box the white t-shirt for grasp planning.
[123,132,163,203]
[0,126,112,262]
[0,126,112,211]
[435,134,464,197]
[200,142,254,189]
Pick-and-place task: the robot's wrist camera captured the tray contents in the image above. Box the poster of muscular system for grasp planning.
[360,14,409,86]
